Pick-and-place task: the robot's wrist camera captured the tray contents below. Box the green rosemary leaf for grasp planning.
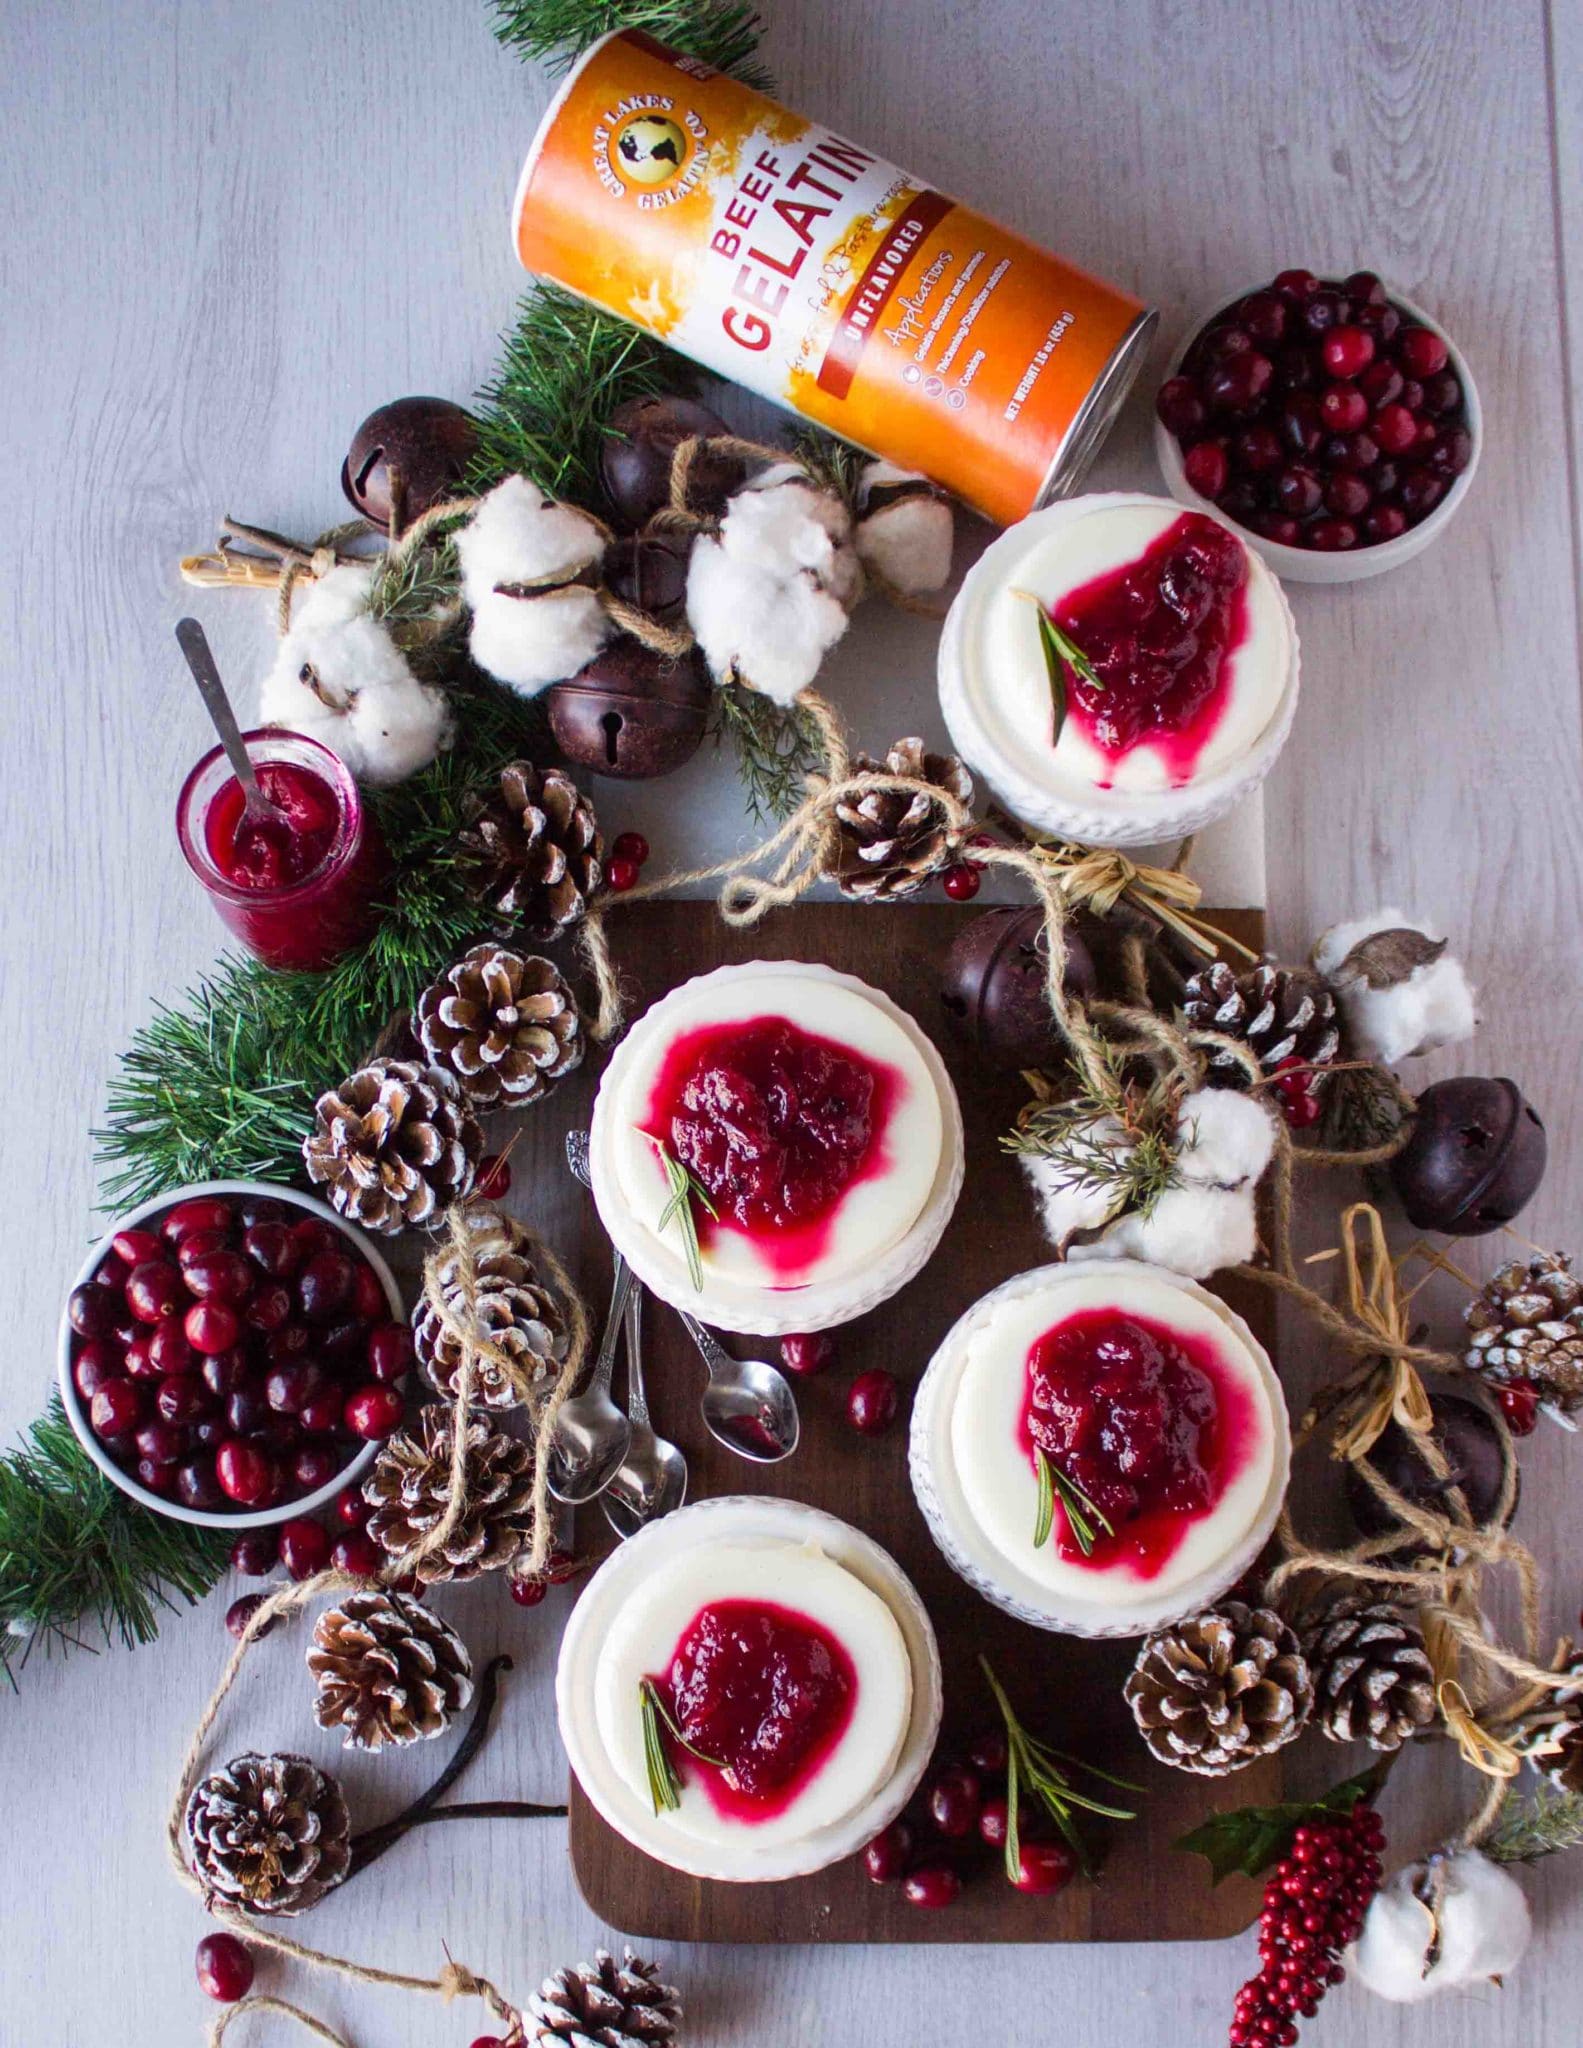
[1015,590,1102,739]
[640,1681,682,1814]
[1005,1731,1023,1886]
[979,1654,1139,1881]
[1049,1462,1114,1559]
[1033,1447,1055,1550]
[648,1138,707,1291]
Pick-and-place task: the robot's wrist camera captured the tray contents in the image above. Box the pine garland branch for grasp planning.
[469,287,695,506]
[0,1396,228,1690]
[489,0,772,90]
[1486,1783,1583,1864]
[709,680,832,823]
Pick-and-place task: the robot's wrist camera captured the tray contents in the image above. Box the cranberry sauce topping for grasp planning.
[1046,512,1250,784]
[204,760,343,892]
[652,1598,858,1822]
[641,1014,900,1281]
[1019,1307,1259,1578]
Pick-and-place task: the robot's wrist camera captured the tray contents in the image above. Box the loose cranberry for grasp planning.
[299,1387,346,1435]
[475,1152,512,1202]
[215,1437,275,1507]
[264,1361,325,1415]
[1422,369,1463,416]
[941,862,981,902]
[1273,466,1322,517]
[1497,1379,1540,1436]
[367,1323,415,1383]
[120,1335,159,1382]
[224,1387,268,1437]
[126,1260,184,1324]
[1320,326,1374,378]
[1371,401,1419,454]
[1429,426,1474,476]
[298,1251,355,1324]
[230,1530,280,1575]
[72,1342,118,1401]
[177,1459,226,1512]
[265,1323,311,1366]
[1199,323,1253,362]
[244,1283,292,1334]
[1307,518,1359,552]
[224,1594,277,1643]
[780,1332,836,1376]
[1364,505,1408,544]
[1234,424,1283,473]
[1272,268,1321,300]
[107,1227,160,1270]
[134,1418,188,1464]
[144,1314,193,1375]
[156,1374,212,1425]
[1278,397,1323,456]
[1324,474,1371,520]
[90,1379,146,1439]
[1299,290,1343,335]
[161,1196,235,1243]
[1205,352,1274,415]
[1182,440,1229,499]
[1399,377,1425,412]
[902,1863,961,1910]
[279,1517,332,1579]
[967,1729,1008,1773]
[177,1227,234,1266]
[862,1820,914,1883]
[510,1575,549,1608]
[345,1382,404,1440]
[1249,511,1302,547]
[334,1485,371,1528]
[979,1795,1012,1848]
[1358,359,1404,408]
[928,1766,983,1838]
[351,1261,388,1321]
[1318,382,1368,432]
[292,1444,341,1494]
[92,1250,130,1294]
[243,1220,301,1278]
[292,1215,340,1258]
[135,1456,179,1497]
[1334,430,1380,472]
[331,1529,383,1578]
[201,1346,250,1396]
[1238,292,1289,344]
[1397,325,1449,377]
[1357,300,1402,343]
[185,1300,241,1355]
[1343,270,1388,305]
[607,855,642,893]
[195,1931,255,2004]
[846,1369,900,1437]
[320,1319,364,1365]
[1013,1841,1078,1896]
[1155,376,1206,438]
[612,830,650,865]
[1398,468,1447,519]
[193,1416,228,1451]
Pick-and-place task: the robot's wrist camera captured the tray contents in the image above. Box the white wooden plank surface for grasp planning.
[2,0,1581,2041]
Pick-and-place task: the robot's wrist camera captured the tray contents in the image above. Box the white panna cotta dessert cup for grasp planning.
[588,961,964,1336]
[910,1261,1289,1637]
[556,1495,943,1882]
[938,491,1300,848]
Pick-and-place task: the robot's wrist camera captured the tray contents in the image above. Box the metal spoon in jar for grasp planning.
[601,1286,688,1539]
[175,617,286,829]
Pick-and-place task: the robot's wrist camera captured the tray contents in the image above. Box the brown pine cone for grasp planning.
[1510,1653,1583,1793]
[1124,1602,1313,1776]
[832,737,974,901]
[363,1404,537,1584]
[185,1752,351,1916]
[1465,1252,1583,1415]
[308,1589,474,1752]
[532,1947,682,2047]
[416,944,583,1109]
[461,760,603,939]
[413,1206,566,1410]
[303,1058,481,1235]
[1183,959,1340,1085]
[1303,1593,1436,1751]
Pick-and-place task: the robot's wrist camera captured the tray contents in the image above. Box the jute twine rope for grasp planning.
[166,1208,591,2047]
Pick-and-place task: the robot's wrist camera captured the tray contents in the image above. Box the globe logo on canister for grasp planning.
[610,113,688,188]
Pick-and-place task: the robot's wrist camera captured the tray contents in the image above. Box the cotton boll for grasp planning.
[1313,909,1477,1064]
[686,522,851,707]
[466,584,612,696]
[1086,1183,1261,1279]
[341,674,453,786]
[456,476,613,696]
[1352,1851,1530,2002]
[455,476,606,608]
[1021,1119,1129,1255]
[1174,1088,1278,1189]
[854,460,955,596]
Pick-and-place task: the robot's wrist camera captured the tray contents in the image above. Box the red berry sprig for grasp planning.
[1229,1804,1385,2047]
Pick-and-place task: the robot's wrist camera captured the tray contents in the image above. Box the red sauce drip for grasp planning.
[653,1598,858,1822]
[1018,1306,1258,1580]
[640,1014,901,1284]
[204,760,343,891]
[1049,511,1252,785]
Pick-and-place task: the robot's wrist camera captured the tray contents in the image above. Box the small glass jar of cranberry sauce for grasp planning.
[177,729,389,971]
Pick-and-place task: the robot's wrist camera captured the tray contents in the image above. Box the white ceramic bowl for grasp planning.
[556,1494,943,1882]
[938,491,1300,848]
[908,1261,1290,1637]
[1153,284,1481,584]
[588,961,964,1336]
[58,1179,400,1528]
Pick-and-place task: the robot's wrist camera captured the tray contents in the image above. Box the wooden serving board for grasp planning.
[551,900,1276,1945]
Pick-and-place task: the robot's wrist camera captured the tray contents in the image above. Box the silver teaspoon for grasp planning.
[175,617,286,829]
[546,1258,634,1504]
[602,1286,688,1539]
[678,1312,801,1464]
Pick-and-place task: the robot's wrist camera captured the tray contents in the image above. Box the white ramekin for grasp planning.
[908,1260,1290,1638]
[57,1179,399,1529]
[937,490,1300,849]
[1153,285,1481,585]
[556,1493,943,1882]
[588,961,964,1336]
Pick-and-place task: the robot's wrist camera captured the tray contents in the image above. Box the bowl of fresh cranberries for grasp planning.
[1153,269,1480,583]
[58,1181,410,1528]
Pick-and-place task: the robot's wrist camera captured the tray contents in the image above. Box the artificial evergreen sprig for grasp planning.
[709,680,832,822]
[489,0,773,89]
[1003,1048,1183,1225]
[0,1397,229,1690]
[1486,1782,1583,1864]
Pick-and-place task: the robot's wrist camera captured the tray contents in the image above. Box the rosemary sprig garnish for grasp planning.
[980,1656,1140,1882]
[1031,1448,1114,1558]
[647,1137,718,1292]
[639,1679,726,1816]
[1014,590,1102,740]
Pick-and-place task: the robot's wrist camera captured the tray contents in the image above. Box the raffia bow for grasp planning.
[1316,1204,1437,1461]
[1021,838,1260,963]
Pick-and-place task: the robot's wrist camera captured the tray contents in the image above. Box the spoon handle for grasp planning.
[623,1285,649,1425]
[677,1310,738,1381]
[589,1258,636,1395]
[175,617,267,808]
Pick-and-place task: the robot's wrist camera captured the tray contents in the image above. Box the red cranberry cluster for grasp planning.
[861,1733,1077,1910]
[606,828,651,894]
[68,1192,413,1516]
[1495,1378,1540,1435]
[1158,269,1472,553]
[1229,1804,1385,2046]
[778,1332,902,1439]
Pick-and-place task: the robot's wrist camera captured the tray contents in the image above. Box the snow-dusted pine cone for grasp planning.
[363,1404,537,1584]
[412,1206,566,1410]
[1183,959,1341,1084]
[308,1589,474,1752]
[1465,1252,1583,1416]
[416,944,583,1109]
[461,760,603,939]
[1303,1593,1436,1751]
[303,1058,482,1234]
[1510,1654,1583,1794]
[184,1752,351,1916]
[1125,1603,1313,1776]
[831,737,973,901]
[532,1947,682,2047]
